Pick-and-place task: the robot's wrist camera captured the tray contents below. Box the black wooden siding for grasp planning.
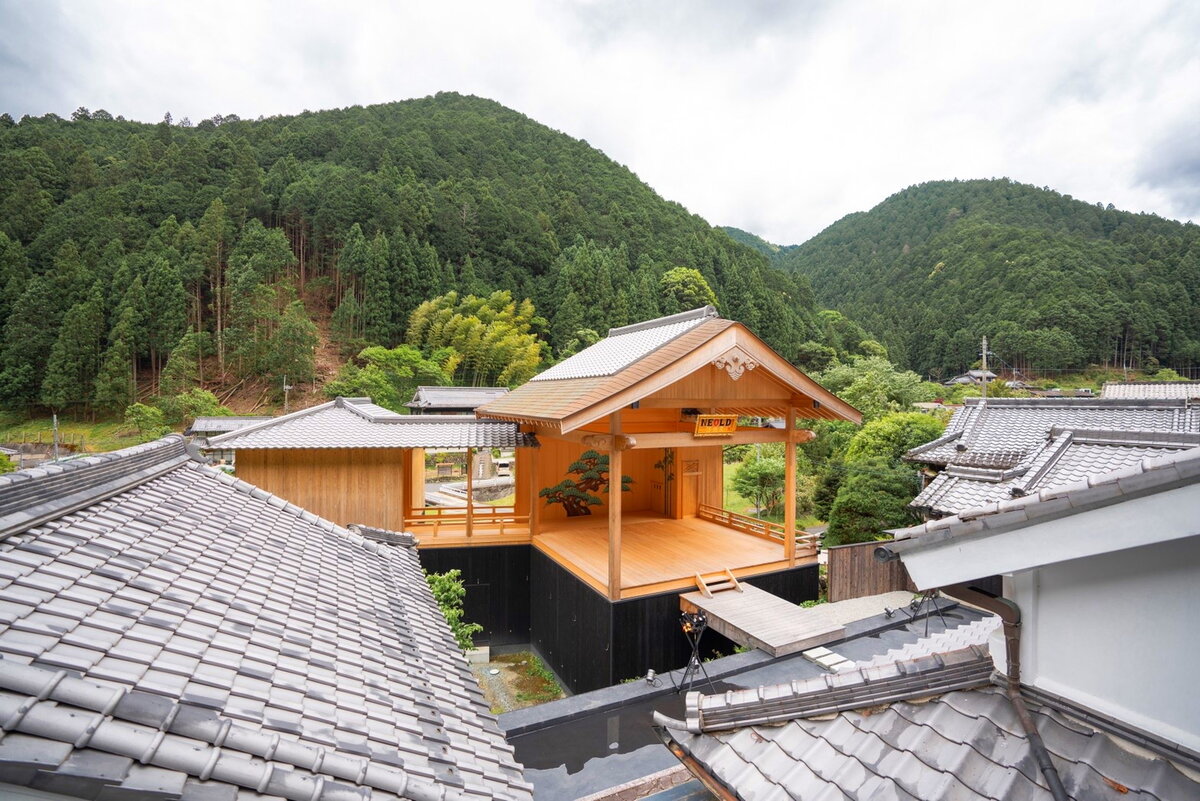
[530,549,821,693]
[418,545,532,647]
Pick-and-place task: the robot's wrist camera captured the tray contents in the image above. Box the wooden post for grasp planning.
[400,448,412,531]
[608,411,623,601]
[527,441,540,536]
[784,407,797,567]
[465,447,475,539]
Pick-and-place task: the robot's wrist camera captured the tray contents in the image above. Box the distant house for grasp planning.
[903,397,1200,518]
[657,447,1200,799]
[0,435,532,800]
[943,368,997,386]
[407,385,510,414]
[183,414,271,463]
[1102,379,1200,400]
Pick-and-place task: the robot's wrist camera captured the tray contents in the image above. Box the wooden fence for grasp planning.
[827,540,915,602]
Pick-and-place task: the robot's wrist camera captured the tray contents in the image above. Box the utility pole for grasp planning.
[282,375,294,414]
[981,336,989,400]
[52,413,60,462]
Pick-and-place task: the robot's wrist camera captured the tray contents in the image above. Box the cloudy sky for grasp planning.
[2,0,1197,243]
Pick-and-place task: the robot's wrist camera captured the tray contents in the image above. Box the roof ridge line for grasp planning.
[607,305,718,337]
[208,399,340,445]
[0,435,190,542]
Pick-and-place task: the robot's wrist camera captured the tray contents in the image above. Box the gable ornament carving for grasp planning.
[712,348,759,381]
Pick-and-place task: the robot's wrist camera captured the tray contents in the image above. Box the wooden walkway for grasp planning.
[680,584,846,657]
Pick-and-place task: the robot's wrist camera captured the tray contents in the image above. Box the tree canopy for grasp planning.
[770,179,1200,377]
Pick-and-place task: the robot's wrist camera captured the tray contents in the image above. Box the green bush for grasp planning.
[425,568,483,651]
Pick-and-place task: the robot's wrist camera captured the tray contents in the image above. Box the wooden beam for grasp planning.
[465,447,474,539]
[620,428,815,449]
[784,407,796,567]
[608,411,622,601]
[638,397,796,409]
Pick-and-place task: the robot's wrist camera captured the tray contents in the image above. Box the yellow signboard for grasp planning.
[694,414,737,437]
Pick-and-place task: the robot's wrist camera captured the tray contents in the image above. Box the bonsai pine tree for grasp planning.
[540,450,633,516]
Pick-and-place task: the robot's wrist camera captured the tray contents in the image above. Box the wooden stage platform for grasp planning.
[533,511,809,600]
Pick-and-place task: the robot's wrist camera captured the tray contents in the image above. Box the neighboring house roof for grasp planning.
[208,397,536,450]
[1102,380,1200,400]
[886,445,1200,588]
[912,427,1200,516]
[0,435,532,800]
[657,644,1198,800]
[478,308,861,432]
[406,386,510,411]
[184,416,272,436]
[906,398,1200,468]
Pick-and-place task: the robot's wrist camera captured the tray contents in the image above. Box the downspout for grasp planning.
[941,583,1070,801]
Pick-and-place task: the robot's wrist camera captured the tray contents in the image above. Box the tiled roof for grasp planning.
[894,443,1200,546]
[208,397,535,449]
[530,306,719,382]
[906,398,1200,468]
[1102,380,1200,400]
[184,416,272,436]
[659,679,1198,800]
[0,436,532,800]
[911,427,1200,516]
[658,626,1199,800]
[406,386,510,411]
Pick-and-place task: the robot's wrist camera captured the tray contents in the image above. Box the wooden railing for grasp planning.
[404,506,530,537]
[698,504,819,555]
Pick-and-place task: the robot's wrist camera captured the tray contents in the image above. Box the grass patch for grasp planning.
[494,652,563,705]
[487,492,516,506]
[0,413,150,454]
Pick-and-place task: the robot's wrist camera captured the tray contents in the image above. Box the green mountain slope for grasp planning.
[773,179,1200,377]
[0,93,835,414]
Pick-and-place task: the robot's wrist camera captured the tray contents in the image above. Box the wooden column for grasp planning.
[400,448,412,531]
[465,447,475,539]
[608,411,623,601]
[784,407,797,566]
[527,441,541,535]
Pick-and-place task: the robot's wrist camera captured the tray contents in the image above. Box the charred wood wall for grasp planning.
[418,545,531,647]
[532,551,821,694]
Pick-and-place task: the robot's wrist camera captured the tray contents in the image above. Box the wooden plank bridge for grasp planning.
[680,570,846,657]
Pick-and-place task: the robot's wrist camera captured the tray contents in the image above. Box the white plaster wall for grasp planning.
[1013,535,1200,752]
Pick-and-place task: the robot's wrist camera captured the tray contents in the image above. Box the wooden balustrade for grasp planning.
[697,504,819,556]
[404,506,529,537]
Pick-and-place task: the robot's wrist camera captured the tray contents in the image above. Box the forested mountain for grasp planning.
[0,93,840,416]
[770,179,1200,378]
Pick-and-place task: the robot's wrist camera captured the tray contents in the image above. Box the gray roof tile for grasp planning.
[530,305,718,381]
[208,397,535,450]
[0,437,532,800]
[1102,380,1200,400]
[664,684,1198,800]
[406,386,510,410]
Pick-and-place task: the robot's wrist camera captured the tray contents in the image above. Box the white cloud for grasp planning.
[1,0,1196,243]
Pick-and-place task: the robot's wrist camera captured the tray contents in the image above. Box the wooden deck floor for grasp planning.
[534,511,807,599]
